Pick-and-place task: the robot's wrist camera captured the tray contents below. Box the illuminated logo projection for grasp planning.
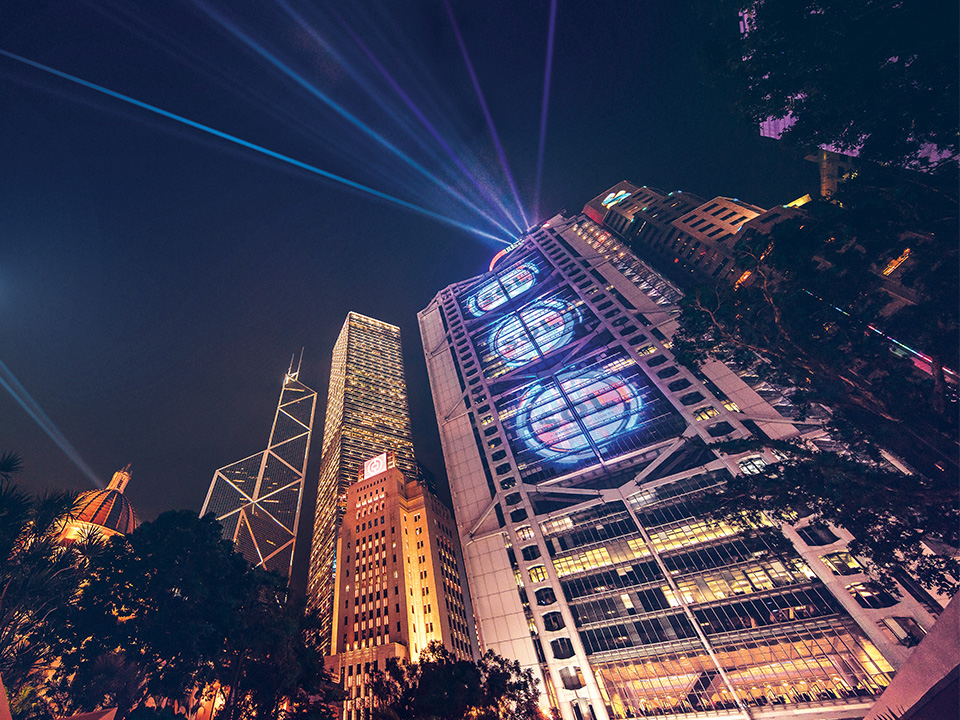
[466,262,538,317]
[601,190,632,208]
[491,300,580,368]
[362,452,391,480]
[516,370,643,462]
[488,238,526,272]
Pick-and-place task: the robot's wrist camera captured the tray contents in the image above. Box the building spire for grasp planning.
[107,464,132,493]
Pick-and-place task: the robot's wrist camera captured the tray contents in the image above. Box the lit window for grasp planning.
[883,616,925,647]
[528,565,548,583]
[738,456,767,475]
[821,551,863,576]
[693,406,720,421]
[847,582,898,609]
[516,525,534,541]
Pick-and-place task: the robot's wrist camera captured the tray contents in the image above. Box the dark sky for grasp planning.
[0,1,817,579]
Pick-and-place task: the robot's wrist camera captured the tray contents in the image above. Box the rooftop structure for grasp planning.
[61,465,139,541]
[200,361,316,579]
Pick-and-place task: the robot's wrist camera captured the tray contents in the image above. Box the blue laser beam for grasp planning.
[0,49,512,245]
[533,0,558,220]
[443,1,530,230]
[0,359,104,488]
[193,2,518,240]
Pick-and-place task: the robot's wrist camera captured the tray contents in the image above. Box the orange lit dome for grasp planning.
[63,465,139,541]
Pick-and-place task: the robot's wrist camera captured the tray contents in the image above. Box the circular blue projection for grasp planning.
[466,262,538,317]
[516,370,643,462]
[492,300,580,368]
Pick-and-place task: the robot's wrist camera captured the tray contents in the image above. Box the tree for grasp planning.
[370,642,545,720]
[56,511,253,717]
[210,583,339,720]
[693,433,959,598]
[702,0,959,170]
[671,164,958,477]
[0,468,89,697]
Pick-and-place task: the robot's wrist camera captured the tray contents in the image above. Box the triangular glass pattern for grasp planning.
[271,433,309,470]
[261,543,293,575]
[272,411,309,448]
[200,371,316,578]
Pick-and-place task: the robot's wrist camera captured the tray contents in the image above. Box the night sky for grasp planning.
[1,1,816,582]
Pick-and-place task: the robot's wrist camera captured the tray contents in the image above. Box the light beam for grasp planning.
[444,1,530,230]
[0,49,512,245]
[326,4,525,234]
[0,359,104,488]
[533,0,558,221]
[193,2,518,240]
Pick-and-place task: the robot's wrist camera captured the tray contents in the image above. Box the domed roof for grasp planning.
[72,466,139,536]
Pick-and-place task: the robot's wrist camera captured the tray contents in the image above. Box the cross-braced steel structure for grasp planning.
[201,358,316,579]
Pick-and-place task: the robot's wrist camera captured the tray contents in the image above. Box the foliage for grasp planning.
[211,588,340,720]
[125,707,182,720]
[701,0,958,169]
[671,166,958,467]
[55,511,252,716]
[50,510,339,720]
[0,475,89,695]
[0,451,24,481]
[370,642,544,720]
[695,434,959,597]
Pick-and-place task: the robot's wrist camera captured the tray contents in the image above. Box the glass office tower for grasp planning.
[308,312,417,652]
[201,364,316,579]
[419,194,938,720]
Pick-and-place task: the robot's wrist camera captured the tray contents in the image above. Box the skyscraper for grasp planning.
[327,451,474,720]
[201,361,316,579]
[308,312,417,653]
[419,191,938,720]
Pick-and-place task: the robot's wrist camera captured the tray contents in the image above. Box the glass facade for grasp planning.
[420,203,934,720]
[307,312,417,654]
[201,369,316,579]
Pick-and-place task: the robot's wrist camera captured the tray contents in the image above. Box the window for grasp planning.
[657,366,680,379]
[499,477,516,490]
[542,612,565,631]
[646,355,668,367]
[521,545,541,561]
[550,637,575,659]
[679,391,705,406]
[738,456,767,475]
[848,582,898,609]
[505,493,522,506]
[535,587,557,605]
[883,616,925,647]
[559,666,584,690]
[707,421,734,437]
[516,526,535,541]
[528,565,548,583]
[510,508,528,523]
[821,551,863,576]
[693,406,720,421]
[796,524,840,546]
[667,378,692,392]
